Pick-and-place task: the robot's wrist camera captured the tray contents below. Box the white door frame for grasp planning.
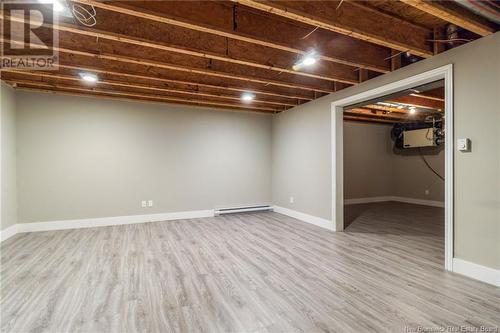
[331,64,454,271]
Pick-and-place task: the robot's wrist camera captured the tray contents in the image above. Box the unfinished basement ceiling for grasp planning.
[1,0,498,121]
[344,80,445,124]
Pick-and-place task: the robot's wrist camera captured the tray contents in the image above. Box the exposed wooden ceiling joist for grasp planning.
[400,0,497,36]
[344,115,399,124]
[51,64,310,102]
[1,70,295,107]
[72,0,391,73]
[349,108,413,120]
[362,104,419,114]
[233,0,434,57]
[411,86,445,102]
[388,94,444,111]
[58,24,355,85]
[4,15,358,85]
[6,79,279,112]
[12,84,274,114]
[344,111,402,123]
[1,37,335,95]
[1,0,494,119]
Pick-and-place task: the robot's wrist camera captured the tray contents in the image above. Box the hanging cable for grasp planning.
[384,50,409,61]
[301,26,320,40]
[427,38,472,43]
[418,147,444,181]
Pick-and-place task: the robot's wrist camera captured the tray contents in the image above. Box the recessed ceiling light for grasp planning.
[409,107,417,114]
[293,50,319,71]
[302,56,317,66]
[241,92,255,102]
[79,72,98,83]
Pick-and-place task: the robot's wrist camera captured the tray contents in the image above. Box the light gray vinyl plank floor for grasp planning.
[1,202,499,333]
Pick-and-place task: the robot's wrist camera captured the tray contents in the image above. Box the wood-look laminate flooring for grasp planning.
[1,202,499,333]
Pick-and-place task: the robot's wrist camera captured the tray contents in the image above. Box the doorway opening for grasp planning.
[331,65,453,270]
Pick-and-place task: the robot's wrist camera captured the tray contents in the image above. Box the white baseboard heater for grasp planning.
[214,205,273,216]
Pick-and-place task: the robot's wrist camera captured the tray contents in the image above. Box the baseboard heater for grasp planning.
[214,205,273,216]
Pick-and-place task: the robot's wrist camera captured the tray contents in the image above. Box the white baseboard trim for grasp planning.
[1,209,215,242]
[344,196,393,205]
[273,206,334,231]
[345,196,444,208]
[452,258,500,287]
[0,224,18,242]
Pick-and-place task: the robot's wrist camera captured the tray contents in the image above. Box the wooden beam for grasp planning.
[413,86,445,102]
[433,27,446,55]
[349,108,410,119]
[5,79,279,112]
[65,25,356,85]
[1,70,295,107]
[5,15,358,84]
[363,104,410,114]
[364,103,441,114]
[400,0,496,36]
[233,0,433,57]
[1,37,334,94]
[388,95,444,111]
[390,49,402,71]
[358,68,369,83]
[52,64,309,102]
[72,0,390,73]
[13,85,273,114]
[334,82,350,92]
[410,93,444,102]
[343,112,401,123]
[343,115,398,124]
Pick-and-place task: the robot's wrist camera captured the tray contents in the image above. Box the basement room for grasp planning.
[343,80,446,266]
[1,1,499,332]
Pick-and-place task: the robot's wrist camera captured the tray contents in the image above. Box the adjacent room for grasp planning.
[343,81,446,265]
[1,1,499,332]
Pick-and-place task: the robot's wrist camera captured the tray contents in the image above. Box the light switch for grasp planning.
[457,138,471,152]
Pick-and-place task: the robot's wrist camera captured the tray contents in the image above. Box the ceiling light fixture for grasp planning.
[241,92,255,102]
[302,55,317,66]
[79,72,98,84]
[53,0,64,12]
[293,50,319,71]
[37,0,65,12]
[409,107,417,114]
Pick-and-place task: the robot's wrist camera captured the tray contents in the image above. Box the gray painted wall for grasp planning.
[344,122,394,199]
[344,121,444,202]
[392,146,444,202]
[1,83,17,231]
[272,32,500,269]
[271,98,331,216]
[15,92,272,223]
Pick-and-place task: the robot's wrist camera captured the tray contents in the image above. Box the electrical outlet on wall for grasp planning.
[425,189,430,195]
[148,200,154,207]
[141,200,147,208]
[289,196,294,204]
